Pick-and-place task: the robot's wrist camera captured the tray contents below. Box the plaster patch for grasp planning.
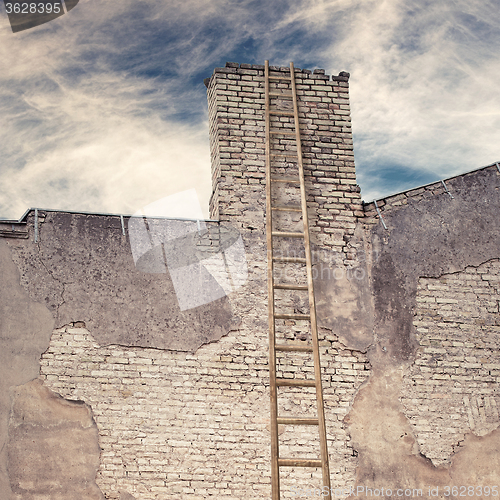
[7,379,104,499]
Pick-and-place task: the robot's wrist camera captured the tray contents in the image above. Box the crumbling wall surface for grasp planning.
[345,166,500,497]
[346,366,500,499]
[9,212,238,352]
[0,238,104,500]
[402,260,500,466]
[366,166,500,362]
[38,319,369,498]
[1,211,239,499]
[4,56,499,499]
[8,379,104,500]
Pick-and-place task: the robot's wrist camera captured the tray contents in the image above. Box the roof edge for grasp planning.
[362,161,500,206]
[0,208,219,224]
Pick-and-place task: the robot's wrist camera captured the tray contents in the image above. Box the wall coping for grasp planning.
[363,161,500,211]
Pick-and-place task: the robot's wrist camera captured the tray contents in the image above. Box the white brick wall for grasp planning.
[401,259,500,466]
[207,63,363,263]
[40,324,369,499]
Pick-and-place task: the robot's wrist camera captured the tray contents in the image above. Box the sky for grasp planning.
[0,0,499,220]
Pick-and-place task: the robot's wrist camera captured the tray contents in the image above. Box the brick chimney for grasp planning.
[205,62,362,259]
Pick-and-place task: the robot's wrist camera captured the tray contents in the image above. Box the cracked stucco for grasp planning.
[343,166,500,494]
[9,212,239,352]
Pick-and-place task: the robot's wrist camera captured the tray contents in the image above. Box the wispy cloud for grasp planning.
[329,0,500,200]
[0,0,499,217]
[252,0,500,200]
[0,0,220,218]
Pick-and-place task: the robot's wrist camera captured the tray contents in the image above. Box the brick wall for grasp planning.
[33,61,372,499]
[40,324,369,499]
[206,62,363,262]
[362,163,500,226]
[401,259,500,466]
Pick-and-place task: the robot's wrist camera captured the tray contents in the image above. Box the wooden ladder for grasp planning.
[265,60,332,500]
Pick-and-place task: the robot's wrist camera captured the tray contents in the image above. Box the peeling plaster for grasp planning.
[369,168,500,367]
[7,379,104,499]
[8,212,240,352]
[346,367,500,498]
[345,367,451,496]
[0,239,55,499]
[342,168,500,493]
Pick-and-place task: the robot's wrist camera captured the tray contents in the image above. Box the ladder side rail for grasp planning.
[265,59,280,500]
[289,61,332,498]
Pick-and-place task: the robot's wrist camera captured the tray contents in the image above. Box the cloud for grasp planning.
[272,0,354,31]
[1,0,287,219]
[0,0,222,219]
[0,0,499,216]
[0,100,212,218]
[251,0,500,200]
[328,0,500,200]
[0,31,214,218]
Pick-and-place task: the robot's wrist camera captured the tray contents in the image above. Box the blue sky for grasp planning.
[0,0,499,219]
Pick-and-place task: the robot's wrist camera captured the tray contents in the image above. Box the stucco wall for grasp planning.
[347,165,500,499]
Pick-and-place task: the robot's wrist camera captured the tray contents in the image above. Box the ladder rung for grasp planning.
[273,257,307,263]
[270,130,296,136]
[271,206,302,212]
[272,231,304,238]
[269,110,295,116]
[277,417,319,425]
[270,177,300,183]
[275,344,314,352]
[268,75,292,81]
[270,153,298,157]
[273,283,308,290]
[278,458,322,467]
[275,313,310,320]
[269,92,293,98]
[276,379,316,387]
